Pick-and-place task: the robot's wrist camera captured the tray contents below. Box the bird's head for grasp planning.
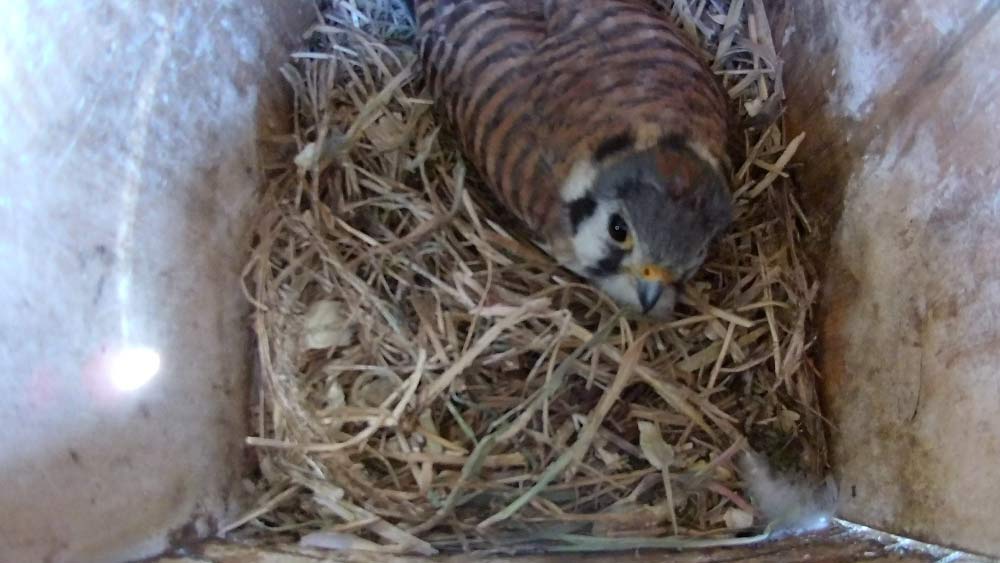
[562,137,732,318]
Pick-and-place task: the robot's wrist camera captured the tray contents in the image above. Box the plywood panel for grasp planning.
[155,529,944,563]
[0,2,312,562]
[772,1,1000,556]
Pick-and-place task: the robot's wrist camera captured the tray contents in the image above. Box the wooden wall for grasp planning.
[771,1,1000,556]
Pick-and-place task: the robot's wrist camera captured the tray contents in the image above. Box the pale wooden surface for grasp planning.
[156,531,942,563]
[0,2,312,562]
[772,0,1000,557]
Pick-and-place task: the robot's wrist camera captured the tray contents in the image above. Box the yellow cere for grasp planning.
[637,264,674,284]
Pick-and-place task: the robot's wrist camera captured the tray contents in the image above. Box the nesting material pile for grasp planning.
[236,0,827,554]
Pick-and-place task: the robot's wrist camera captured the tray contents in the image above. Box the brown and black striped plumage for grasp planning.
[407,0,733,317]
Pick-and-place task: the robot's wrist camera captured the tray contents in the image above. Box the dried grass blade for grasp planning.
[478,330,649,529]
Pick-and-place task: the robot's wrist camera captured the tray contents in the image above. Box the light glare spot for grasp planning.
[108,347,161,391]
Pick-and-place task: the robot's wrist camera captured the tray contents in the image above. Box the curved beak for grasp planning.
[634,264,675,314]
[637,279,665,313]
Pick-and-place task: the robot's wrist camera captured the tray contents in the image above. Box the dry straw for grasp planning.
[235,0,827,554]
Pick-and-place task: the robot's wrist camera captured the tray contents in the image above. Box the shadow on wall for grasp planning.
[0,1,312,561]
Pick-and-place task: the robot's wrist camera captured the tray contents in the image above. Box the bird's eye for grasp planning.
[608,213,629,244]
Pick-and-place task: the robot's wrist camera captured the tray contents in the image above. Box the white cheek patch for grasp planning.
[560,159,598,202]
[595,273,637,309]
[568,202,613,274]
